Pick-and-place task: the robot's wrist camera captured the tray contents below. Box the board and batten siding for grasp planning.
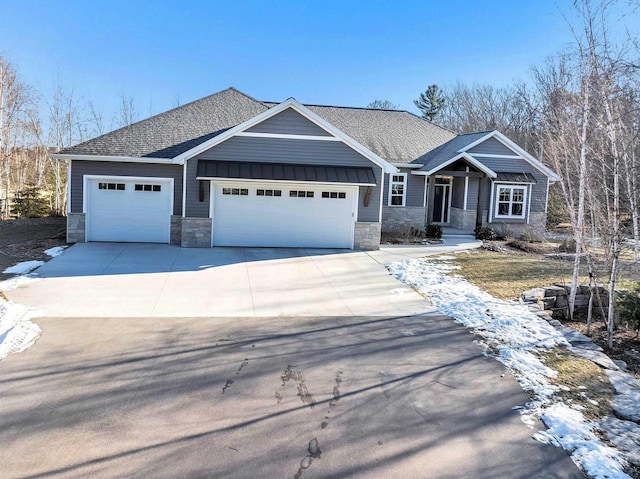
[466,178,479,210]
[468,137,516,156]
[70,160,183,215]
[186,135,384,221]
[246,108,331,136]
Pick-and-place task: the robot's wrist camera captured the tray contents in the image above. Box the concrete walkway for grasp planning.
[5,238,480,319]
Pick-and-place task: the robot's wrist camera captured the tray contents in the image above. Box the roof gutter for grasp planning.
[50,153,178,165]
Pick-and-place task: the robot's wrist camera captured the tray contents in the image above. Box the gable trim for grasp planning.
[50,153,176,164]
[457,130,560,181]
[174,98,398,173]
[413,153,497,178]
[234,131,342,142]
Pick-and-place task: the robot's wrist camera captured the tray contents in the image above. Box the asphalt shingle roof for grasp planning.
[60,87,457,164]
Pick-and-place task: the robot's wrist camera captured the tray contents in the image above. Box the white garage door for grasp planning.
[212,182,356,248]
[85,176,173,243]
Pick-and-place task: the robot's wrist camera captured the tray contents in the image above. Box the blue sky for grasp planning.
[1,0,637,126]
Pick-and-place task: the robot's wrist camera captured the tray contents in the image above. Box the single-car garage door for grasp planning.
[85,176,173,243]
[212,182,356,248]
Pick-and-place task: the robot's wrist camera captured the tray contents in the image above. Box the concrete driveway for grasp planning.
[6,243,435,318]
[0,314,582,479]
[1,242,582,478]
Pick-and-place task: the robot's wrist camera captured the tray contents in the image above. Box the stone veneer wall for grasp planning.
[449,207,476,231]
[354,222,381,250]
[170,216,182,246]
[181,217,212,248]
[381,207,426,233]
[484,211,547,237]
[67,213,86,243]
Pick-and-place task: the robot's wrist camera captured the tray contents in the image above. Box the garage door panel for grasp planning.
[212,183,355,248]
[86,178,172,243]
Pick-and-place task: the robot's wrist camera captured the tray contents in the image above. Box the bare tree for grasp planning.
[366,99,399,110]
[114,94,137,128]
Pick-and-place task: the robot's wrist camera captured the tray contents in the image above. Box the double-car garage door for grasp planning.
[85,177,357,248]
[212,182,356,248]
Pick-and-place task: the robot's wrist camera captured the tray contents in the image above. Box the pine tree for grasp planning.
[414,85,445,121]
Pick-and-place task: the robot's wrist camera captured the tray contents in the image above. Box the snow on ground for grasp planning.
[44,246,67,257]
[0,297,41,361]
[3,260,44,275]
[388,256,632,479]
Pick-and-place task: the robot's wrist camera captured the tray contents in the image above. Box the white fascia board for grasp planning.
[175,98,398,174]
[422,153,497,178]
[392,163,423,169]
[457,130,561,181]
[50,153,177,164]
[196,177,376,187]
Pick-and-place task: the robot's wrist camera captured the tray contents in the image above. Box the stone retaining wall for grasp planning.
[521,283,610,319]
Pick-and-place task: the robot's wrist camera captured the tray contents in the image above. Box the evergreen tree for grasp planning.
[414,85,446,121]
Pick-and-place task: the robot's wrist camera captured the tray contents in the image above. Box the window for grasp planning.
[389,173,407,206]
[495,185,527,218]
[256,189,281,197]
[321,191,346,199]
[99,182,125,191]
[135,184,162,192]
[290,191,315,198]
[223,188,249,196]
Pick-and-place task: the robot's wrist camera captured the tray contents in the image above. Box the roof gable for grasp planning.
[246,108,332,137]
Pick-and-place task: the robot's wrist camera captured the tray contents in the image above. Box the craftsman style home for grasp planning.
[53,88,559,250]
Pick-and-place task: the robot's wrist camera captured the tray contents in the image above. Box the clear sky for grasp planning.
[1,0,637,126]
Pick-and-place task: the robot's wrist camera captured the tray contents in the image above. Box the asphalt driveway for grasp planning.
[0,314,582,479]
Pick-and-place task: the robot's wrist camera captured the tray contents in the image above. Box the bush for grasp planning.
[494,225,514,240]
[617,283,640,332]
[425,224,442,239]
[520,229,544,243]
[474,225,496,241]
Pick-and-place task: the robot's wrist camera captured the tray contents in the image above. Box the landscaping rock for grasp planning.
[554,295,568,309]
[543,296,557,309]
[600,416,640,467]
[605,370,640,422]
[570,346,619,370]
[521,288,545,303]
[613,359,628,371]
[557,325,594,345]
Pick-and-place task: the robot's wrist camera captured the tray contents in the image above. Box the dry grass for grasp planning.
[452,249,587,301]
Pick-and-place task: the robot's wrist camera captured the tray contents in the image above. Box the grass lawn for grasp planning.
[451,249,587,301]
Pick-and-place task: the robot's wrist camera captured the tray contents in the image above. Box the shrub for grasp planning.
[616,283,640,333]
[494,225,514,240]
[474,225,496,241]
[520,229,544,243]
[425,224,442,239]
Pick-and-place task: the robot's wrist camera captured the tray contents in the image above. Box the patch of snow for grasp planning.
[605,370,640,422]
[0,298,42,361]
[0,275,38,291]
[534,403,630,479]
[600,416,640,467]
[387,257,632,479]
[3,260,44,275]
[44,246,67,257]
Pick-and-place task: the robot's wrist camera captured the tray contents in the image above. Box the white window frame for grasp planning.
[388,173,407,207]
[494,184,528,219]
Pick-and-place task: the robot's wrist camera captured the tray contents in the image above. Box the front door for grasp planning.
[432,177,451,223]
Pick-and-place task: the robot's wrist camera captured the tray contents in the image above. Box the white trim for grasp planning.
[493,184,528,220]
[488,181,495,223]
[234,131,342,142]
[545,180,550,214]
[51,153,176,164]
[387,172,407,207]
[66,160,72,214]
[463,167,469,210]
[493,180,536,185]
[392,163,423,169]
[420,153,497,178]
[526,184,532,224]
[457,130,561,181]
[469,153,523,159]
[209,181,215,247]
[182,162,187,217]
[175,98,398,174]
[196,176,375,187]
[432,176,453,224]
[378,169,384,222]
[423,175,428,208]
[83,174,174,243]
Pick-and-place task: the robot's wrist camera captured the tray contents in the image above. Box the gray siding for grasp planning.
[195,136,373,167]
[468,137,516,156]
[467,178,479,210]
[358,167,383,222]
[382,170,425,207]
[185,160,209,217]
[451,177,465,209]
[70,160,183,215]
[246,108,331,136]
